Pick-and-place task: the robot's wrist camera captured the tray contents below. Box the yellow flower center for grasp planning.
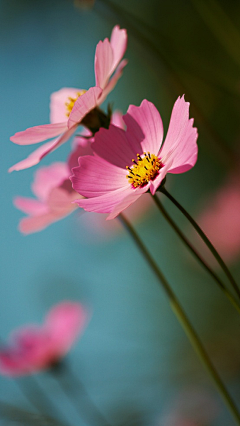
[126,153,162,188]
[65,90,87,117]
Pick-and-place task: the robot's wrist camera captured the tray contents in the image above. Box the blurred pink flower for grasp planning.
[71,96,198,219]
[9,25,127,172]
[0,302,88,376]
[196,165,240,264]
[14,162,81,234]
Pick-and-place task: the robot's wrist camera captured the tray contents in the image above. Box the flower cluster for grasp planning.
[10,25,198,230]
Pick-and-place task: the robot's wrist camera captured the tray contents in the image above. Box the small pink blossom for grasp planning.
[0,302,88,376]
[9,26,127,172]
[71,96,198,219]
[14,162,81,234]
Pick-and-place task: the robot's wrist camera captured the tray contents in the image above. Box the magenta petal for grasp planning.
[10,122,68,145]
[71,155,127,197]
[68,137,94,171]
[74,186,133,214]
[50,87,83,124]
[68,87,102,128]
[92,125,136,169]
[109,25,127,74]
[95,38,114,89]
[107,186,147,220]
[124,100,163,155]
[160,96,198,173]
[45,302,88,356]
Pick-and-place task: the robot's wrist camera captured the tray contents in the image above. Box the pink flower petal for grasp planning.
[71,155,127,197]
[68,137,94,171]
[18,213,63,234]
[124,100,164,155]
[95,38,114,89]
[92,125,136,169]
[32,162,70,200]
[45,302,88,356]
[107,186,147,220]
[73,186,132,214]
[98,59,128,105]
[13,197,48,215]
[50,87,84,124]
[109,25,127,74]
[10,122,68,145]
[68,87,102,128]
[159,95,198,173]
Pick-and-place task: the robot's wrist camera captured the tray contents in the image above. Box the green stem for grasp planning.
[159,187,240,301]
[151,194,240,315]
[119,213,240,425]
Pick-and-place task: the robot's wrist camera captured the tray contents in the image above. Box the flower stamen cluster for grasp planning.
[126,152,162,188]
[65,90,87,117]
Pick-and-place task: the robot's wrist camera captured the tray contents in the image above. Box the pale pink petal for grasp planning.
[68,137,94,171]
[32,163,70,200]
[74,186,134,214]
[71,155,127,197]
[97,59,128,105]
[45,302,88,356]
[109,26,127,74]
[111,110,125,129]
[47,187,79,213]
[39,125,77,160]
[159,96,198,173]
[8,139,60,172]
[95,38,114,89]
[68,87,102,128]
[13,197,48,215]
[92,125,136,169]
[124,100,163,155]
[107,186,147,220]
[10,122,68,145]
[18,213,63,234]
[50,87,83,124]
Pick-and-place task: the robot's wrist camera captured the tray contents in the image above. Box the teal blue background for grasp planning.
[1,1,240,425]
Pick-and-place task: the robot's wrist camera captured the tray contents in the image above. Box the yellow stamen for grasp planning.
[126,152,162,188]
[65,90,87,117]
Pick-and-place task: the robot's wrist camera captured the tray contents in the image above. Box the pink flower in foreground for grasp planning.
[9,25,127,172]
[0,302,88,376]
[14,162,81,234]
[71,96,198,220]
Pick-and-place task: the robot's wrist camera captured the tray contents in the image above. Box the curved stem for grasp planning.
[159,187,240,301]
[151,194,240,315]
[118,213,240,426]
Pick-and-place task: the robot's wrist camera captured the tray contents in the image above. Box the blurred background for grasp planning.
[1,0,240,425]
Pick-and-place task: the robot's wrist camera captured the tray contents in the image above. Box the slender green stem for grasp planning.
[119,213,240,425]
[151,194,240,315]
[159,187,240,301]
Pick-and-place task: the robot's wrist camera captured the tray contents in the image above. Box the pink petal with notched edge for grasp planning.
[124,99,164,155]
[92,125,136,169]
[95,38,114,89]
[109,25,127,74]
[32,162,70,200]
[10,122,68,145]
[71,155,127,198]
[68,137,94,171]
[159,96,198,173]
[98,59,128,105]
[74,186,134,214]
[50,87,83,124]
[67,86,103,128]
[13,197,48,216]
[107,186,148,220]
[45,302,88,356]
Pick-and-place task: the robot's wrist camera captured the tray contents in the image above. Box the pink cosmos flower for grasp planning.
[0,302,88,376]
[71,96,198,220]
[14,162,81,234]
[9,25,127,172]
